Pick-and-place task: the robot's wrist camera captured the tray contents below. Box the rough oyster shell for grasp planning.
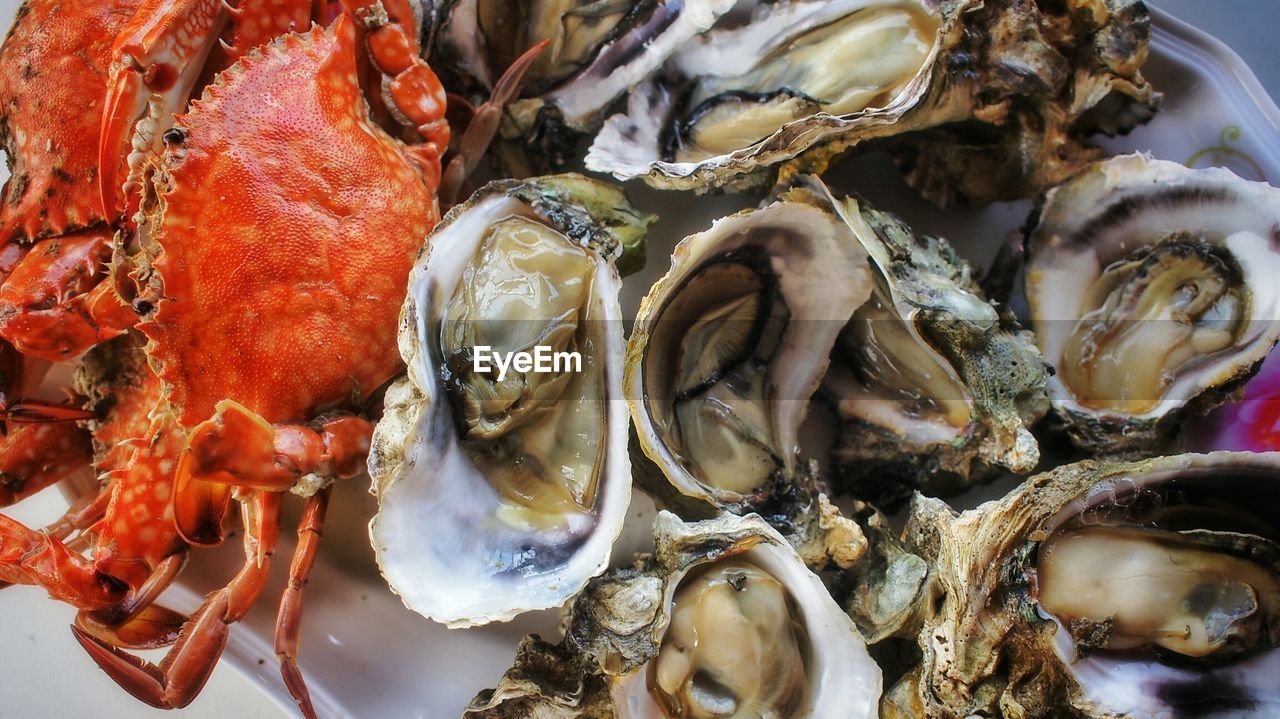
[892,451,1280,719]
[368,174,652,626]
[824,192,1049,503]
[466,511,882,718]
[1025,153,1280,454]
[586,0,1157,202]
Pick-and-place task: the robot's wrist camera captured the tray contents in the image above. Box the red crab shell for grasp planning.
[0,0,142,240]
[138,19,438,427]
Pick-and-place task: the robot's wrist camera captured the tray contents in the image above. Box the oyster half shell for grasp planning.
[368,174,652,626]
[626,178,872,517]
[586,0,1157,202]
[894,452,1280,719]
[466,511,882,718]
[1025,153,1280,454]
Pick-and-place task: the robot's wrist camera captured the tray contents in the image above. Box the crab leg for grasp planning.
[339,1,549,205]
[0,423,93,506]
[47,486,115,541]
[0,341,97,424]
[75,551,189,650]
[438,39,550,206]
[276,484,332,719]
[174,400,372,545]
[1,413,185,606]
[74,490,282,710]
[340,0,449,188]
[0,514,125,609]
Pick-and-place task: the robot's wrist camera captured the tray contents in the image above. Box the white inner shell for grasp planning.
[611,541,881,719]
[371,195,631,627]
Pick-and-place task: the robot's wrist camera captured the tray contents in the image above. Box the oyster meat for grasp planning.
[895,451,1280,719]
[1025,153,1280,454]
[626,178,872,514]
[466,511,882,718]
[587,0,1157,202]
[368,174,652,626]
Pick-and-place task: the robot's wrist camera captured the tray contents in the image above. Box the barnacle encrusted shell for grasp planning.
[466,511,883,718]
[1025,154,1280,454]
[824,192,1049,502]
[890,452,1280,719]
[586,0,1157,202]
[368,174,652,627]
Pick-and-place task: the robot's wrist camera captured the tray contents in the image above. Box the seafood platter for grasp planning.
[1,0,1279,717]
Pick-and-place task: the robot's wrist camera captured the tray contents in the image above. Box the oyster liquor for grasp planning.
[473,345,583,381]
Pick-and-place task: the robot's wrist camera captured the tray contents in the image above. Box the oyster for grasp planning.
[626,178,873,515]
[429,0,737,171]
[628,176,1047,513]
[368,174,652,626]
[587,0,1157,202]
[824,193,1049,502]
[466,511,882,718]
[894,452,1280,719]
[1025,154,1280,454]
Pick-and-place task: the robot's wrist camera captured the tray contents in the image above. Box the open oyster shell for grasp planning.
[429,0,737,172]
[824,192,1049,503]
[586,0,1157,202]
[368,174,652,626]
[893,451,1280,719]
[626,177,872,517]
[1025,154,1280,454]
[466,511,882,718]
[628,176,1048,514]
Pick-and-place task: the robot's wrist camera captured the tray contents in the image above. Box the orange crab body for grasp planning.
[142,23,437,428]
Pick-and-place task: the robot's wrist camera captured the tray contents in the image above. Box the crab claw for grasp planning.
[98,66,145,220]
[98,0,232,218]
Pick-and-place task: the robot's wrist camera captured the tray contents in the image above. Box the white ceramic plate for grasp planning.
[2,5,1279,718]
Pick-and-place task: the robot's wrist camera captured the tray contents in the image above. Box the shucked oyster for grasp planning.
[893,452,1280,719]
[429,0,737,171]
[465,511,882,718]
[1025,154,1280,454]
[824,193,1048,502]
[628,176,1047,513]
[626,178,873,515]
[368,174,652,626]
[587,0,1157,201]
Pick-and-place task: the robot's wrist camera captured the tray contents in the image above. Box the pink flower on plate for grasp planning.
[1189,351,1280,452]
